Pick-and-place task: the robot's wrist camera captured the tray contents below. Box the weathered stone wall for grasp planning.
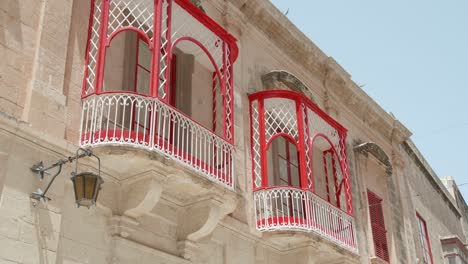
[0,0,467,264]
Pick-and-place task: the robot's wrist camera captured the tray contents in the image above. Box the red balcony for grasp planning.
[80,0,238,188]
[249,90,357,252]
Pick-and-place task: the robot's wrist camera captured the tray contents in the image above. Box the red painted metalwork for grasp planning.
[168,54,177,106]
[368,190,389,262]
[323,149,332,203]
[107,27,153,48]
[151,0,163,98]
[82,0,96,98]
[173,0,238,61]
[417,212,434,264]
[95,0,110,95]
[249,90,353,215]
[161,0,173,102]
[258,99,268,189]
[81,0,239,162]
[212,72,217,132]
[296,99,308,190]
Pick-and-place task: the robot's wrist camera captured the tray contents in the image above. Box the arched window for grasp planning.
[311,135,346,211]
[169,39,224,137]
[103,30,151,95]
[266,135,301,188]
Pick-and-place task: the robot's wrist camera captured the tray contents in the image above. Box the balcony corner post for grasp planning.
[296,100,308,190]
[150,0,163,98]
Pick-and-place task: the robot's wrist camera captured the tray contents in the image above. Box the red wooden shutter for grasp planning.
[368,190,389,262]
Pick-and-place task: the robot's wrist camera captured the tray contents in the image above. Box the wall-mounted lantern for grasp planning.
[30,148,103,208]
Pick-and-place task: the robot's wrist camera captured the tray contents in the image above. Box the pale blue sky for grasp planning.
[270,0,468,200]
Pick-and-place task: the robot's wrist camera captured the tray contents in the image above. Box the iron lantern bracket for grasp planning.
[30,148,94,202]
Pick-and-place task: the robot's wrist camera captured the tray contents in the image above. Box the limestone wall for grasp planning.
[0,0,467,263]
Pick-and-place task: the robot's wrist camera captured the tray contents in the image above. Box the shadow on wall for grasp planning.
[31,204,56,264]
[62,0,91,103]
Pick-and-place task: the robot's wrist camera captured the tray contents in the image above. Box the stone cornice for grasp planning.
[226,0,412,144]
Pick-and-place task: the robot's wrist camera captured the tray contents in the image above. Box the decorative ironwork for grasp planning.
[80,93,234,188]
[254,187,357,252]
[249,91,351,210]
[249,90,356,251]
[80,0,238,187]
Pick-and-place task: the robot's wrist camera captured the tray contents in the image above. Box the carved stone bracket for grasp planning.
[177,193,238,260]
[122,171,165,219]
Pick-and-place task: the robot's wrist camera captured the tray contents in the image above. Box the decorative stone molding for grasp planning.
[354,142,393,176]
[261,70,317,104]
[221,1,247,36]
[391,150,405,170]
[110,215,140,238]
[354,141,408,263]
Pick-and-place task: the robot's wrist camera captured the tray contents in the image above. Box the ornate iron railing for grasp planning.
[254,187,358,252]
[80,93,234,188]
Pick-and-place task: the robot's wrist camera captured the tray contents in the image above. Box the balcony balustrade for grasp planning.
[254,187,357,253]
[80,93,233,187]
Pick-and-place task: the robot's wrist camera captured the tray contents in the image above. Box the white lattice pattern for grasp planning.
[264,98,298,142]
[302,104,313,189]
[158,0,170,99]
[254,187,358,253]
[84,0,102,95]
[251,100,262,188]
[224,45,233,141]
[107,0,154,40]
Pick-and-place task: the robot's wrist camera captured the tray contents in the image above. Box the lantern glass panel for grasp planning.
[74,175,84,200]
[84,174,97,199]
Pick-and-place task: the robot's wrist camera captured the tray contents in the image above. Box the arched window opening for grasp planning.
[265,135,304,220]
[169,40,223,137]
[267,136,301,188]
[103,30,151,95]
[312,136,346,211]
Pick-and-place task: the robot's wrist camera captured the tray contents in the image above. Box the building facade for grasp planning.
[0,0,467,263]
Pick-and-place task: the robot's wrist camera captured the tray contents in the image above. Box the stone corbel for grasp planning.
[221,1,247,36]
[391,150,405,170]
[121,170,167,219]
[177,194,238,260]
[123,177,163,219]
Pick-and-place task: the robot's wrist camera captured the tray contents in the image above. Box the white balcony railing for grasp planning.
[80,93,234,188]
[254,187,358,252]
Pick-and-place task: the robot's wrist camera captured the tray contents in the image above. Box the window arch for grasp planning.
[266,135,301,188]
[168,38,225,136]
[310,134,347,211]
[103,30,152,96]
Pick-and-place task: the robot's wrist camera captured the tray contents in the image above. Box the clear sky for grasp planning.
[270,0,468,200]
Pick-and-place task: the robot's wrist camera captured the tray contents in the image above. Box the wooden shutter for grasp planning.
[368,190,389,262]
